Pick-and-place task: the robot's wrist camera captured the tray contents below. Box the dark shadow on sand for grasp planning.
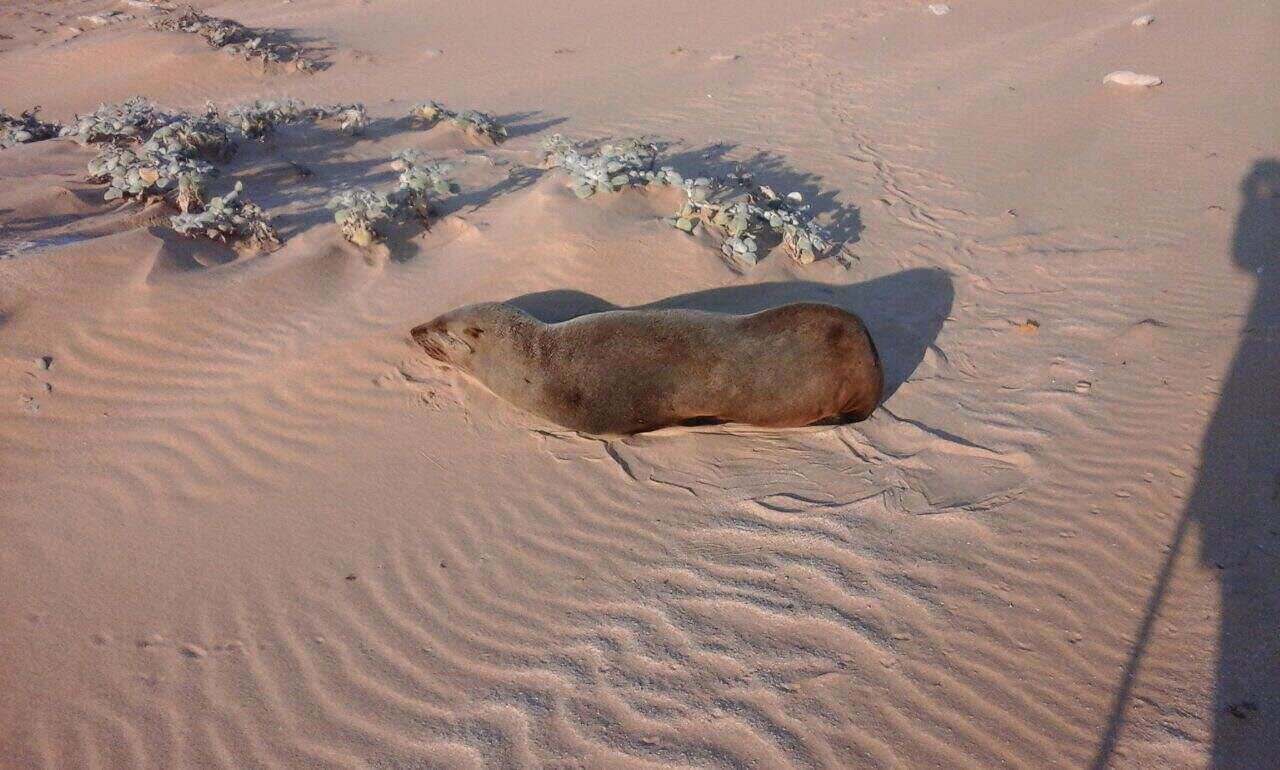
[494,111,570,140]
[505,267,953,401]
[1091,160,1280,768]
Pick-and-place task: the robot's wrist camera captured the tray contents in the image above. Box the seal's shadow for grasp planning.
[505,267,953,401]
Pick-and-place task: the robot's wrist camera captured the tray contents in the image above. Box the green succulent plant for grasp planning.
[327,188,393,247]
[0,106,62,149]
[78,103,231,206]
[59,97,172,145]
[143,107,235,163]
[390,150,459,220]
[327,152,460,245]
[451,110,507,144]
[150,5,318,72]
[312,103,368,135]
[542,134,831,266]
[408,101,449,125]
[170,181,279,249]
[409,102,507,144]
[223,99,366,139]
[748,185,830,265]
[539,134,658,198]
[86,143,215,204]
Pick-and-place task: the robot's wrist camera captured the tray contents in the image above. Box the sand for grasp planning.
[1,1,1277,768]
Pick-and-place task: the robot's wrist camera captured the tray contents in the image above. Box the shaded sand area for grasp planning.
[1,1,1277,767]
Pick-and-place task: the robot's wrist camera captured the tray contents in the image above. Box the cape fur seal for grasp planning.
[411,301,883,435]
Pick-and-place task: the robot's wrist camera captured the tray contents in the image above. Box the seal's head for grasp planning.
[411,302,532,369]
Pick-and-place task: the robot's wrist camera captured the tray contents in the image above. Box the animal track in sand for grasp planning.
[17,356,54,413]
[559,411,1033,519]
[1111,317,1172,357]
[396,359,459,411]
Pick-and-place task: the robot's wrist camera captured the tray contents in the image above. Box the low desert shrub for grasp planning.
[86,143,214,206]
[327,188,392,247]
[540,134,832,266]
[0,107,61,149]
[150,5,319,72]
[170,181,280,249]
[60,97,172,145]
[327,152,459,246]
[409,102,507,144]
[223,99,366,139]
[538,134,659,197]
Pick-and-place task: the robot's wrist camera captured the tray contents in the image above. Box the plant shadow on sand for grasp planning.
[494,111,570,140]
[505,267,953,402]
[1092,159,1280,768]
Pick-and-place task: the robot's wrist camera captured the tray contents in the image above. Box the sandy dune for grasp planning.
[1,1,1277,768]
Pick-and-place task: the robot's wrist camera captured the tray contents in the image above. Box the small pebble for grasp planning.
[180,644,207,659]
[928,3,950,15]
[1132,15,1155,27]
[1104,71,1162,87]
[38,356,53,370]
[1075,380,1091,394]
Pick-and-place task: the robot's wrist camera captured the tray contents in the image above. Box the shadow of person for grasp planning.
[1194,160,1280,765]
[1091,160,1280,768]
[505,267,954,402]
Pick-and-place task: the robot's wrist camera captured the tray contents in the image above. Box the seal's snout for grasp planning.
[411,319,475,363]
[411,322,447,361]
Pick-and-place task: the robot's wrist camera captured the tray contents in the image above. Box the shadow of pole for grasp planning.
[1091,159,1280,768]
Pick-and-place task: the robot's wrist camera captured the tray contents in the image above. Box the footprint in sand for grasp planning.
[397,360,457,410]
[1111,318,1171,358]
[19,356,55,413]
[136,634,167,649]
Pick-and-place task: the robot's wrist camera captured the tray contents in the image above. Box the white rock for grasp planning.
[928,3,950,14]
[1132,14,1156,27]
[1103,70,1162,87]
